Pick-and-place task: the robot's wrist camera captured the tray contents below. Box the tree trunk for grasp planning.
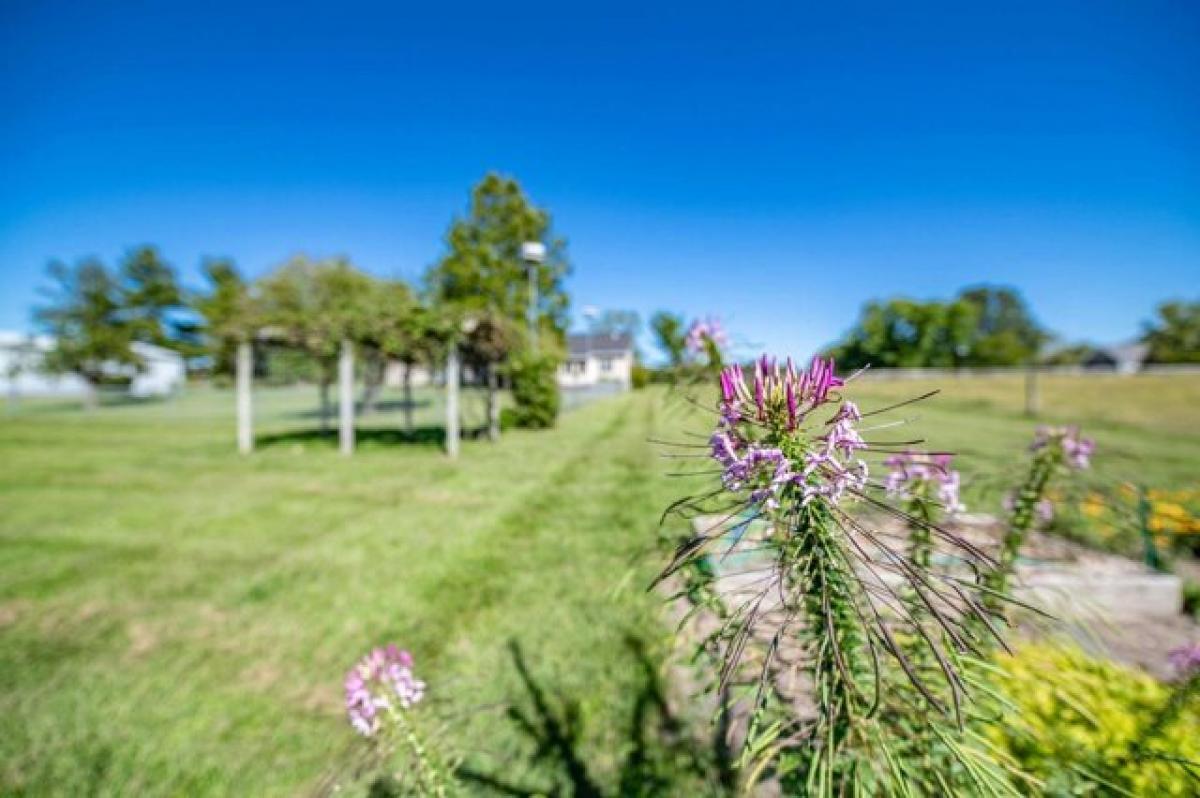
[402,362,415,434]
[358,353,384,416]
[445,347,460,459]
[83,379,98,412]
[486,363,501,442]
[319,379,332,433]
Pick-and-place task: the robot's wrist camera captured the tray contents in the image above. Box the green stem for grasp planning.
[983,453,1055,613]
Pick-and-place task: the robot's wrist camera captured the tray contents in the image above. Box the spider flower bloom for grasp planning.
[1031,425,1095,470]
[884,451,965,515]
[345,644,426,737]
[712,355,862,510]
[1168,642,1200,676]
[686,316,729,354]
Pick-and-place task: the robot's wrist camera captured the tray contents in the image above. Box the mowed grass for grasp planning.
[0,374,1197,796]
[0,386,717,796]
[849,373,1200,505]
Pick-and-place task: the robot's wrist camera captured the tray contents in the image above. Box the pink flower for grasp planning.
[885,451,965,515]
[1168,642,1200,676]
[1031,426,1095,470]
[345,645,426,737]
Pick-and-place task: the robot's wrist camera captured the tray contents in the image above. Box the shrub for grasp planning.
[506,351,560,429]
[631,362,651,389]
[988,642,1200,797]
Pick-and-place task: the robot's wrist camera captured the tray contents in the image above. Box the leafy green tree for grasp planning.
[256,256,375,430]
[118,246,189,350]
[1143,300,1200,363]
[355,277,418,415]
[192,258,257,377]
[462,311,520,440]
[650,311,687,367]
[959,285,1047,365]
[35,259,139,409]
[426,173,570,346]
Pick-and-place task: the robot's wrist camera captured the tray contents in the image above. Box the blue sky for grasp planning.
[2,1,1197,360]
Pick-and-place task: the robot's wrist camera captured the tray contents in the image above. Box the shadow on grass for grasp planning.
[455,636,737,797]
[288,397,435,420]
[255,425,492,449]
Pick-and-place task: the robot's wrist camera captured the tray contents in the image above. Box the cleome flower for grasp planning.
[1031,425,1095,470]
[344,644,426,737]
[1168,642,1200,676]
[710,355,866,510]
[685,316,730,354]
[884,451,965,515]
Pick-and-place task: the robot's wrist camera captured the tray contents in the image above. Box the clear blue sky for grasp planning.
[2,0,1197,360]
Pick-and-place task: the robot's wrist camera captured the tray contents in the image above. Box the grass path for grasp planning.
[0,389,718,796]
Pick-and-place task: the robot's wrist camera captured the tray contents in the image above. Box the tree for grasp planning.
[192,258,257,377]
[650,311,687,367]
[118,246,189,350]
[34,259,139,409]
[958,285,1047,365]
[256,256,375,431]
[426,173,571,346]
[589,309,640,338]
[461,311,520,440]
[827,286,1048,370]
[1143,300,1200,363]
[355,277,418,415]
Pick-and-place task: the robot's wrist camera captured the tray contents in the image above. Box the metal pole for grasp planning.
[236,340,253,455]
[527,262,538,352]
[339,339,355,456]
[445,346,460,458]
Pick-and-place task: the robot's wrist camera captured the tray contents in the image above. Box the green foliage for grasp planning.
[1143,300,1200,364]
[631,362,651,389]
[505,351,560,429]
[256,256,376,375]
[650,311,687,367]
[426,173,570,344]
[35,258,140,397]
[828,286,1047,370]
[118,245,189,351]
[1183,580,1200,621]
[988,643,1200,797]
[191,258,256,376]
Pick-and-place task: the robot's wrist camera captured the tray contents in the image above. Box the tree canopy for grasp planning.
[650,311,687,367]
[1143,299,1200,364]
[425,173,570,348]
[827,286,1047,370]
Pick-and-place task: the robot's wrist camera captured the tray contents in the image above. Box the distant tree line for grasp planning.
[34,173,572,429]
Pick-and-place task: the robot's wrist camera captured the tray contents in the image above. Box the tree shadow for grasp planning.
[456,636,737,797]
[254,425,491,449]
[288,397,433,420]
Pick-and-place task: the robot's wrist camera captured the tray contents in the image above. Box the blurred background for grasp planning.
[1,1,1197,796]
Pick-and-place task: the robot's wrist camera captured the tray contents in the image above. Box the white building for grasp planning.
[0,332,185,398]
[558,332,635,389]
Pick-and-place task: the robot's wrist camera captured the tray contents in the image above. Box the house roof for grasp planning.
[567,332,633,357]
[1086,341,1149,365]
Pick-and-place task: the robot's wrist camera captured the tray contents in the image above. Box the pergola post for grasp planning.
[236,340,253,455]
[445,345,460,459]
[339,338,355,456]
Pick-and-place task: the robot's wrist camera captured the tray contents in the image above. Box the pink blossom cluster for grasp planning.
[1031,425,1095,469]
[710,356,866,510]
[884,451,965,514]
[685,316,729,354]
[344,644,426,737]
[1168,642,1200,676]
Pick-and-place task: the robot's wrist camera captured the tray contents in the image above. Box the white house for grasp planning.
[0,331,185,398]
[558,332,635,389]
[1083,342,1150,375]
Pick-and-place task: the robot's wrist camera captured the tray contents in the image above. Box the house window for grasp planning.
[600,357,613,373]
[566,359,586,375]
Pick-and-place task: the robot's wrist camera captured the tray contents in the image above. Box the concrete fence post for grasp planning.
[236,340,253,455]
[445,346,460,459]
[339,339,355,456]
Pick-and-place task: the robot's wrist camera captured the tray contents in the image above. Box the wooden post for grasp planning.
[1024,365,1040,418]
[445,346,460,459]
[236,340,253,455]
[339,339,355,456]
[486,363,501,442]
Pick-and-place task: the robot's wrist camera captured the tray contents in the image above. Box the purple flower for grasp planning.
[1168,642,1200,676]
[885,451,965,514]
[1031,425,1095,470]
[685,316,729,354]
[345,645,426,737]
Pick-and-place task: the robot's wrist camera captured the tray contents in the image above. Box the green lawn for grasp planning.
[1,375,1197,796]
